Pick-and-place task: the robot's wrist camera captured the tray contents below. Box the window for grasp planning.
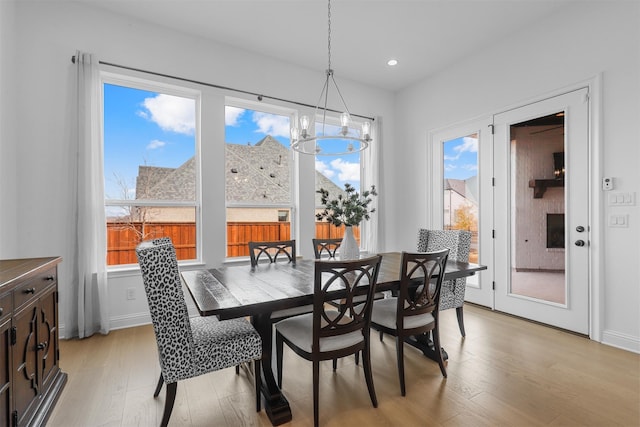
[314,116,366,244]
[103,76,200,266]
[443,134,479,263]
[224,99,295,258]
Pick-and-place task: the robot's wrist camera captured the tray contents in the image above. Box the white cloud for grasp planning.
[147,139,166,150]
[446,136,478,160]
[141,94,195,135]
[330,158,360,182]
[252,112,290,138]
[226,106,245,126]
[315,160,335,178]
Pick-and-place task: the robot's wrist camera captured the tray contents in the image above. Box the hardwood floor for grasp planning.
[47,305,640,426]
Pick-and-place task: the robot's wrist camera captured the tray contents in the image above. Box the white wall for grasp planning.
[0,0,18,258]
[393,2,639,352]
[6,1,394,335]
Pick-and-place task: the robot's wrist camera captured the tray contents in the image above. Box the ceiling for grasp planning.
[76,0,572,92]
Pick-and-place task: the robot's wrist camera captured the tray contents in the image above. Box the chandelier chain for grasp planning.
[327,0,332,71]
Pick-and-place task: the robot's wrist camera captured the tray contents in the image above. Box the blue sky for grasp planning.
[443,135,478,181]
[103,84,361,199]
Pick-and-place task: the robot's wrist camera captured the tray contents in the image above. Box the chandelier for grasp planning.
[290,0,372,155]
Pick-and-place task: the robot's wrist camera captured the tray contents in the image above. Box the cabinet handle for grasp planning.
[23,288,36,294]
[0,308,3,316]
[36,342,47,351]
[45,275,55,281]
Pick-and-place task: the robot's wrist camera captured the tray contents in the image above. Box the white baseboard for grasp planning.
[601,329,640,354]
[59,312,152,339]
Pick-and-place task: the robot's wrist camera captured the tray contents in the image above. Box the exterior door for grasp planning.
[430,117,493,308]
[493,88,589,334]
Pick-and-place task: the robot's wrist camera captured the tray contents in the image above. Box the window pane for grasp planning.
[106,206,196,265]
[225,105,292,258]
[443,134,479,263]
[103,83,197,266]
[314,121,363,242]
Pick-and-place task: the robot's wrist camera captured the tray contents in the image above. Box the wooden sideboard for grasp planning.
[0,257,67,426]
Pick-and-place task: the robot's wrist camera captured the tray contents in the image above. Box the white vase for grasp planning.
[340,226,360,260]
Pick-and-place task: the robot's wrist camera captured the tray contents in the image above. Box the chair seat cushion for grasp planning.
[371,297,434,330]
[190,316,262,376]
[275,311,364,353]
[271,304,314,320]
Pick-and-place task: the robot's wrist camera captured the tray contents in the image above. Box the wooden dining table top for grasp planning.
[181,252,487,320]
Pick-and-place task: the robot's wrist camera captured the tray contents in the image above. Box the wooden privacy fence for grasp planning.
[107,221,359,265]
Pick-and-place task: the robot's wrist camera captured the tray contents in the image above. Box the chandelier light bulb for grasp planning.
[362,121,371,141]
[300,115,310,132]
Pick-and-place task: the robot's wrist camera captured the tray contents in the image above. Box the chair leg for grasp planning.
[160,382,177,427]
[379,330,384,342]
[153,373,164,398]
[432,327,448,378]
[235,364,240,375]
[362,344,378,408]
[456,306,466,337]
[276,332,284,387]
[355,350,360,366]
[313,360,320,427]
[254,358,262,412]
[332,358,337,371]
[396,336,406,396]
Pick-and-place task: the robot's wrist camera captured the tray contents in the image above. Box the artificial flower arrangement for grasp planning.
[316,183,377,227]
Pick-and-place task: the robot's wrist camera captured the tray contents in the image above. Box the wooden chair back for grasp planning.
[248,240,296,267]
[312,238,342,259]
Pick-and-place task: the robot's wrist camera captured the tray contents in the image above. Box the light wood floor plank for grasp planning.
[47,305,640,426]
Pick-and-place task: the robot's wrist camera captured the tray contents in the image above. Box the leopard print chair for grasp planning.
[136,238,263,427]
[417,229,472,337]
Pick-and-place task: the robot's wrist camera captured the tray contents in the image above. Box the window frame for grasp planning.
[224,97,298,260]
[101,71,202,270]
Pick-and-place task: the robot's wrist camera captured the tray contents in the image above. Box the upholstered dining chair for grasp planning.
[312,237,342,259]
[275,255,383,427]
[136,238,263,427]
[417,229,472,337]
[370,249,450,396]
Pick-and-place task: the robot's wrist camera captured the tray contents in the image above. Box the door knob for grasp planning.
[576,226,585,232]
[575,240,585,247]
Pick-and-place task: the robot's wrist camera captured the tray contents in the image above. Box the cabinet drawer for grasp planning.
[14,267,57,309]
[0,292,11,322]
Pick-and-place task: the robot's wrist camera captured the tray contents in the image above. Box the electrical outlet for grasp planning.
[126,287,136,300]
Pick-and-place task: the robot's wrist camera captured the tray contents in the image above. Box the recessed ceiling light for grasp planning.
[387,59,398,66]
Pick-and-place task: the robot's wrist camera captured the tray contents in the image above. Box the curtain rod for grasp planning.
[71,55,375,122]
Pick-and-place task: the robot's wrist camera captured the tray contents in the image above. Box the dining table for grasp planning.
[181,252,486,426]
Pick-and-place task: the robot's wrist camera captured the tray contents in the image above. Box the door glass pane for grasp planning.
[443,135,479,263]
[509,113,566,304]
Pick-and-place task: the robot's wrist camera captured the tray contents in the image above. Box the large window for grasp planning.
[224,100,294,258]
[103,77,200,266]
[314,117,366,244]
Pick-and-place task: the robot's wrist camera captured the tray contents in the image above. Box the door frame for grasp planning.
[427,76,603,341]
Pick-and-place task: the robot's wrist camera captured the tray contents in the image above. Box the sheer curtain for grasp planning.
[69,51,109,338]
[363,117,381,253]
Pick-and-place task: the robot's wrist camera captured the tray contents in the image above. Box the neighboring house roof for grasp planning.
[135,135,344,204]
[445,177,479,205]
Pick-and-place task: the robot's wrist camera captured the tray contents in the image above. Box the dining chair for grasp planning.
[312,237,342,259]
[275,255,383,427]
[417,229,472,337]
[249,239,296,266]
[312,237,385,366]
[136,238,263,427]
[370,249,449,396]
